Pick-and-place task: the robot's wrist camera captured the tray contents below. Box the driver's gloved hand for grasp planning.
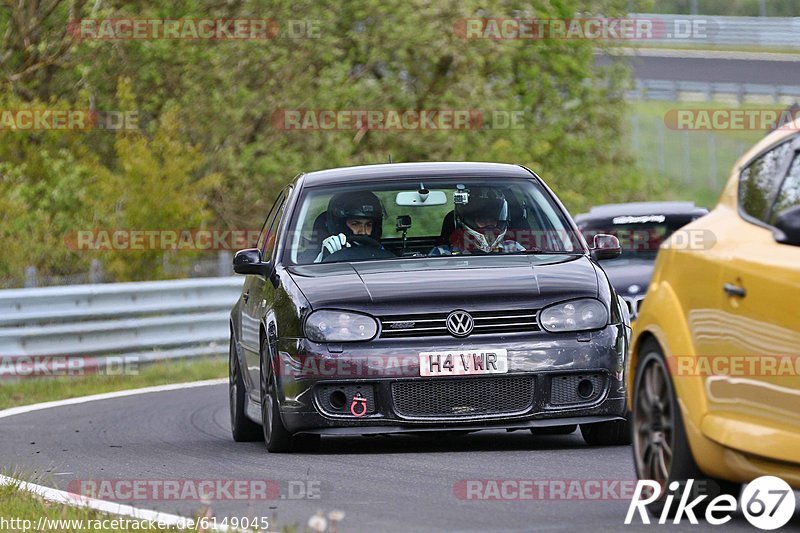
[314,233,349,262]
[323,233,348,254]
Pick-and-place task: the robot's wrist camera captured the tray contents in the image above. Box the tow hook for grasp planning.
[350,393,367,417]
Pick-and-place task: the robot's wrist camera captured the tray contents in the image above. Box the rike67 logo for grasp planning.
[625,476,796,530]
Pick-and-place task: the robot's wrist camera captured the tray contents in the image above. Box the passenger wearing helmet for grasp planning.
[314,191,387,263]
[431,186,525,256]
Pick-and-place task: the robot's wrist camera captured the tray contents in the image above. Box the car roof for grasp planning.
[574,201,708,222]
[294,162,536,187]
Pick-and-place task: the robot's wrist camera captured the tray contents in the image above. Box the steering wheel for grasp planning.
[348,235,382,248]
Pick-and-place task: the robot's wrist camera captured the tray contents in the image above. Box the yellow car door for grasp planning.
[702,137,800,464]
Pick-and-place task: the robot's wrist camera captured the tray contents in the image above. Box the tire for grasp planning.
[259,337,321,453]
[580,417,631,446]
[260,337,294,452]
[631,338,739,516]
[229,335,262,442]
[530,425,577,435]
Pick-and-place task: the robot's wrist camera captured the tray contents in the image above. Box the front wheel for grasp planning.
[260,338,320,453]
[260,338,294,452]
[229,336,262,442]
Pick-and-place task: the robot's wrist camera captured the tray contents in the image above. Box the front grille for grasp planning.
[622,296,645,319]
[380,309,538,338]
[391,377,534,418]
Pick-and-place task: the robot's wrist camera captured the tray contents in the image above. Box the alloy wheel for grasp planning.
[633,352,674,487]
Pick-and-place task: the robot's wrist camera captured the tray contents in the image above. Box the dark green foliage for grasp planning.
[0,0,656,283]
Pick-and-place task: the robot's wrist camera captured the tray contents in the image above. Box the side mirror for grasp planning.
[233,248,270,275]
[591,234,622,260]
[774,205,800,246]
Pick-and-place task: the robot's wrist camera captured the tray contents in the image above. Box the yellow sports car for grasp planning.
[628,122,800,505]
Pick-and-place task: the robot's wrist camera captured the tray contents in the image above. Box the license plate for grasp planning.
[419,349,508,377]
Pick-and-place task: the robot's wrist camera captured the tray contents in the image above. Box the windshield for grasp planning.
[578,216,697,259]
[284,178,584,265]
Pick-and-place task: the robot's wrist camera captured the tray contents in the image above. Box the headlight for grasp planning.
[539,298,608,332]
[304,310,378,342]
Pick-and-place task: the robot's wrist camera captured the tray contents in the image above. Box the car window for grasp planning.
[262,200,286,260]
[769,152,800,225]
[739,141,794,223]
[257,192,285,251]
[258,191,286,259]
[525,187,577,252]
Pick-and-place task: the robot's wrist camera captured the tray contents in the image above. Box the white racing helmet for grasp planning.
[454,187,510,252]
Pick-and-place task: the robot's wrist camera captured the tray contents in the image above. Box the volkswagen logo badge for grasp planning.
[446,310,474,337]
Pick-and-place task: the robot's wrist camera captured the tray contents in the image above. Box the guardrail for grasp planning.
[0,277,244,377]
[633,13,800,49]
[629,79,800,103]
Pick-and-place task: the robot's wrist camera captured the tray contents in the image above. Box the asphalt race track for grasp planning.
[2,383,798,532]
[596,52,800,86]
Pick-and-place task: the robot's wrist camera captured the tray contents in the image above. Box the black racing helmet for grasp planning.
[455,187,510,232]
[325,191,385,239]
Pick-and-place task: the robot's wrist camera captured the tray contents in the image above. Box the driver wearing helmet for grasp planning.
[314,191,387,263]
[431,186,525,256]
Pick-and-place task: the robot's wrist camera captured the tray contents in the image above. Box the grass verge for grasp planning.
[0,481,192,532]
[0,356,227,410]
[628,100,767,208]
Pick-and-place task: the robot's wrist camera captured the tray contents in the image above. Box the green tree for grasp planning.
[0,0,657,285]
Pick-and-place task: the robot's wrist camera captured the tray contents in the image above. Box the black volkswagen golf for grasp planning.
[229,162,631,452]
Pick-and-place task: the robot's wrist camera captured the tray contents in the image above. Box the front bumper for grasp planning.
[273,326,628,435]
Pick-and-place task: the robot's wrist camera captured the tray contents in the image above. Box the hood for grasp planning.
[597,257,654,297]
[286,255,600,314]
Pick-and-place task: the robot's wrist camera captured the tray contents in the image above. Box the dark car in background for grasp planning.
[229,162,631,452]
[574,202,708,321]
